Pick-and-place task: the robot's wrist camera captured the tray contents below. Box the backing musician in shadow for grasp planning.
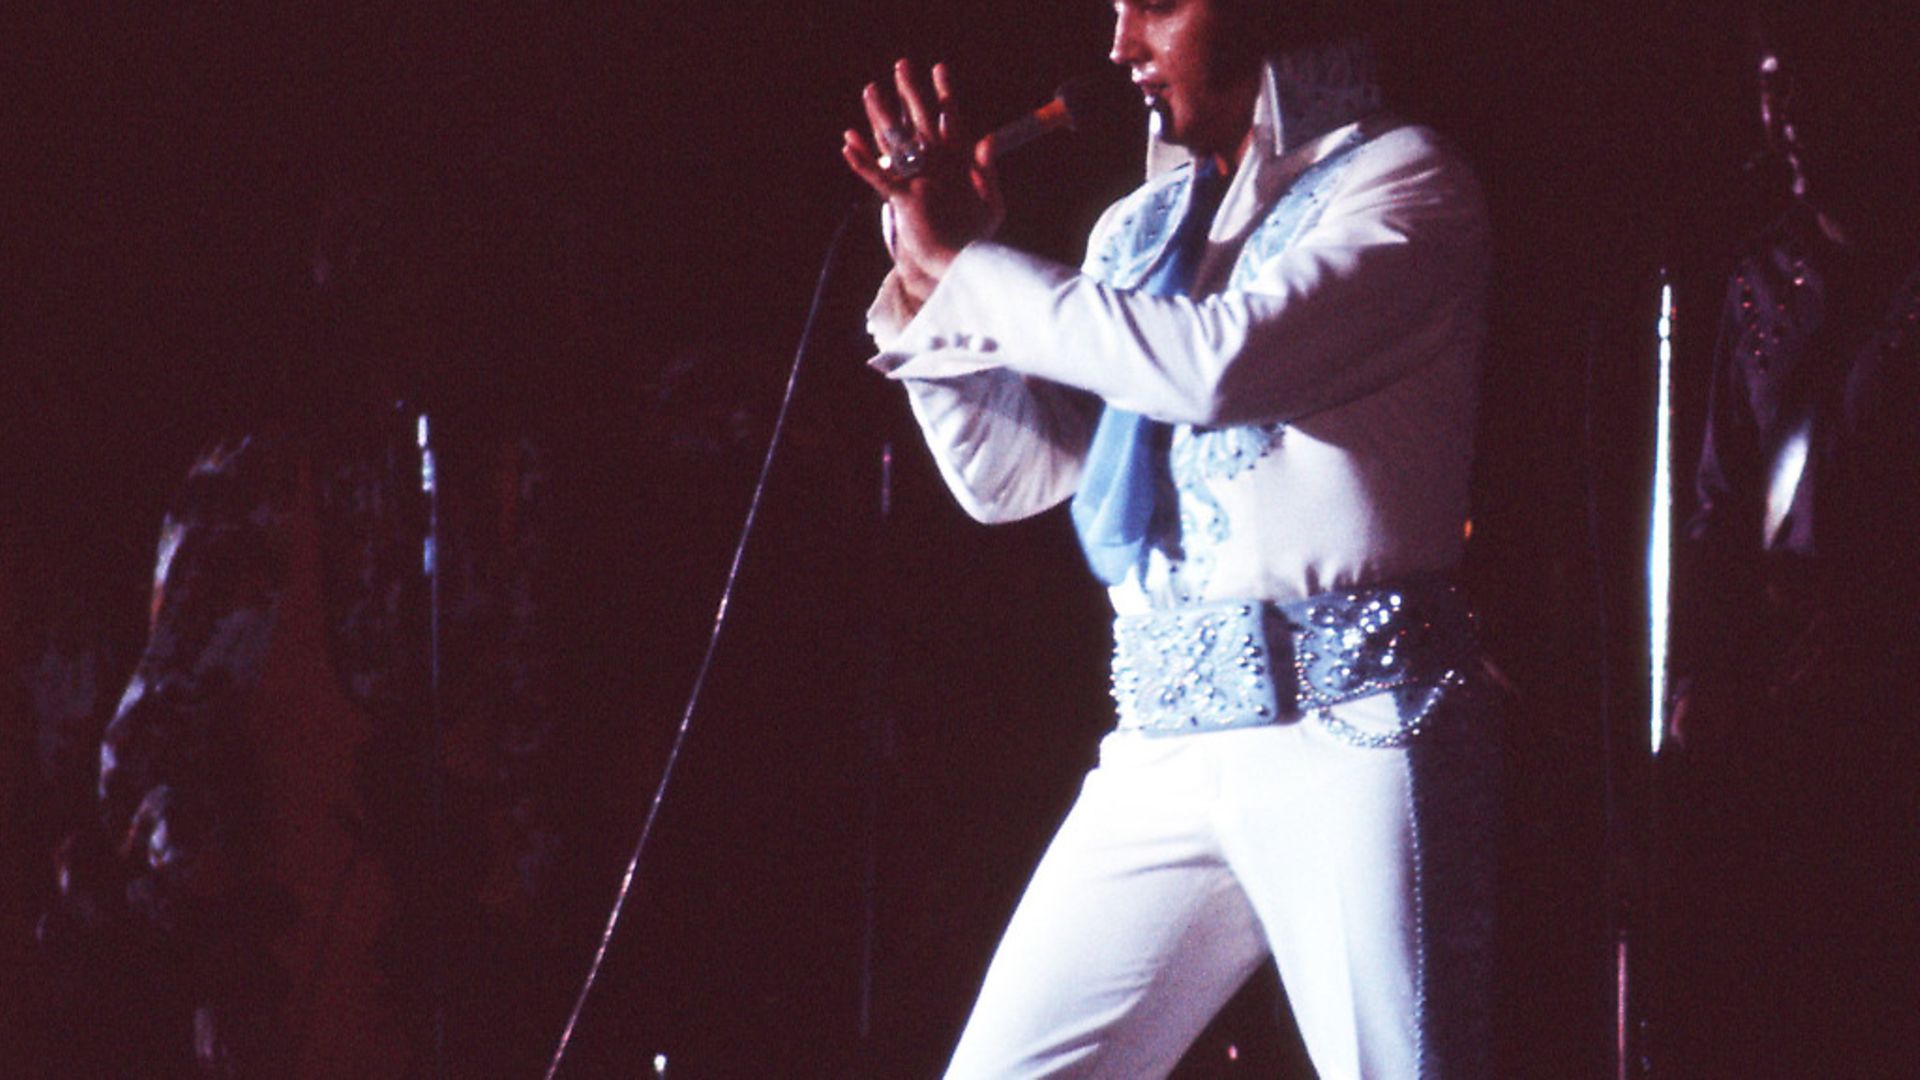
[1664,7,1920,1076]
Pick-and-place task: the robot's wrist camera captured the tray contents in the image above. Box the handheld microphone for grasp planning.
[983,73,1129,160]
[882,72,1131,181]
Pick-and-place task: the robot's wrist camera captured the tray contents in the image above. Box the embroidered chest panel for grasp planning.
[1084,133,1372,598]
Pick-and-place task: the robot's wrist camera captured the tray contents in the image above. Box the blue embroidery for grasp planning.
[1107,580,1477,739]
[1109,601,1278,735]
[1228,127,1371,292]
[1081,52,1381,602]
[1162,129,1373,599]
[1088,177,1189,289]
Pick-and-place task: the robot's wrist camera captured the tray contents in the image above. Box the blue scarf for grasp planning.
[1071,158,1229,585]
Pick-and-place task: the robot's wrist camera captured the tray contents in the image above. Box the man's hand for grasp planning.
[842,60,1004,307]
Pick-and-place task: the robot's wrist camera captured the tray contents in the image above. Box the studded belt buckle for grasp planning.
[1109,579,1476,741]
[1110,601,1284,736]
[1280,580,1476,747]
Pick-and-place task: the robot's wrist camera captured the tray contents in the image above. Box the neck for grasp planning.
[1189,75,1259,166]
[1195,137,1249,179]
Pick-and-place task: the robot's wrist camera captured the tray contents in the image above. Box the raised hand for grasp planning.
[842,60,1004,305]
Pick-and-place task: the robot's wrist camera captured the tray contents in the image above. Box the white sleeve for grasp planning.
[896,371,1100,524]
[861,200,1132,524]
[874,126,1488,429]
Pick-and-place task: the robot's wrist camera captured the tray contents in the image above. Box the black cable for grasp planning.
[541,201,863,1080]
[857,440,894,1045]
[421,412,448,1080]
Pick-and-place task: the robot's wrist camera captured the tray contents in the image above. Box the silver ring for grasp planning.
[878,126,929,181]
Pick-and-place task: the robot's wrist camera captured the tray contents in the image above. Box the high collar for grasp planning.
[1145,38,1385,181]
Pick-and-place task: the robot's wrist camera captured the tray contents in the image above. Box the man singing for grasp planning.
[843,1,1495,1075]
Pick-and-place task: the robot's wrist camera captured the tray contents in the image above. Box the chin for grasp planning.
[1156,109,1201,150]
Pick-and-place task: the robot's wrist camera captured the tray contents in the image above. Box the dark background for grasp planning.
[0,1,1836,1076]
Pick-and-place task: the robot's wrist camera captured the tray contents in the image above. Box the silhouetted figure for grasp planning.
[1666,9,1920,1076]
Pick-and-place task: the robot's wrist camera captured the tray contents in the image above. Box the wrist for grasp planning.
[918,242,960,282]
[897,237,969,301]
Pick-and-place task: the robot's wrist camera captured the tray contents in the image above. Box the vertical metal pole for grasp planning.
[417,411,447,1080]
[1649,277,1675,760]
[1623,272,1676,1080]
[1615,934,1631,1080]
[858,441,895,1043]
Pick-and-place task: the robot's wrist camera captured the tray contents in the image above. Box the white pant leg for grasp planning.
[1218,691,1497,1080]
[948,688,1496,1080]
[944,734,1270,1079]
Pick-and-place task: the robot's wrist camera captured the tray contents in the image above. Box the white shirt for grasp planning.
[867,56,1489,616]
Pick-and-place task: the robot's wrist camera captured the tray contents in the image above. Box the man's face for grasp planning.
[1108,0,1261,159]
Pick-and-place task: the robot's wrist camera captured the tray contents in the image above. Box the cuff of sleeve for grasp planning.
[868,242,1030,380]
[865,269,916,350]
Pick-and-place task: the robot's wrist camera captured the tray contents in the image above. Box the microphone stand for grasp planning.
[1615,272,1675,1080]
[858,439,894,1046]
[416,407,450,1080]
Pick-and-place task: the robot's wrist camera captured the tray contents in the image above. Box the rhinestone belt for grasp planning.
[1109,578,1476,742]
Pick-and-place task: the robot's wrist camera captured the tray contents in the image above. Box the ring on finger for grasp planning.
[878,125,930,180]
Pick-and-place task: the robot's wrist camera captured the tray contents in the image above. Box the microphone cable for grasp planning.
[541,77,1109,1075]
[541,201,861,1080]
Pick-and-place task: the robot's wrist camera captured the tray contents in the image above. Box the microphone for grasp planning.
[881,71,1131,181]
[983,73,1130,161]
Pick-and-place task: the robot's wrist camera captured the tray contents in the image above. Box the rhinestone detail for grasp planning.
[1112,602,1278,734]
[1110,579,1475,739]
